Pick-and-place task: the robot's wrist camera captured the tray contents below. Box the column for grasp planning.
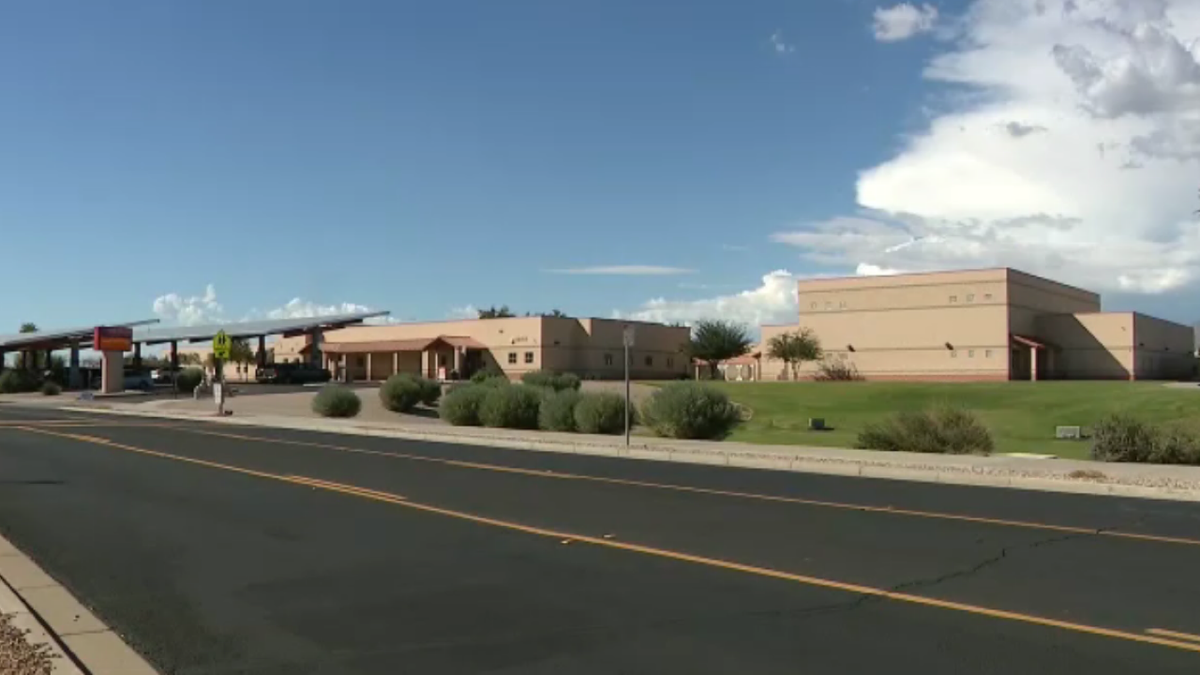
[133,343,142,370]
[69,343,81,389]
[1030,347,1039,382]
[170,341,179,371]
[100,351,123,394]
[420,350,431,379]
[366,353,373,381]
[453,348,463,379]
[257,335,267,370]
[0,350,5,373]
[392,352,399,376]
[310,329,323,368]
[341,354,350,382]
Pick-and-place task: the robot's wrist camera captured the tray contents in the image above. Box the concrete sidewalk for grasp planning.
[43,397,1200,503]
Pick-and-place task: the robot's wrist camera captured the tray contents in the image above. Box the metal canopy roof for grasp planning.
[0,320,159,351]
[131,311,390,345]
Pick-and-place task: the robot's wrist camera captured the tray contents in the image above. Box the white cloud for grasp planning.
[873,3,939,42]
[152,284,225,326]
[769,31,795,54]
[545,265,696,276]
[446,304,479,319]
[616,270,803,327]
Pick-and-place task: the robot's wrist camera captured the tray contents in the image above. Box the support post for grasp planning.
[133,343,142,370]
[624,337,631,448]
[100,351,123,394]
[69,343,81,389]
[310,330,323,369]
[170,341,179,370]
[392,352,399,376]
[366,353,373,381]
[453,348,464,379]
[421,350,431,379]
[341,354,350,383]
[257,335,267,370]
[1031,347,1039,382]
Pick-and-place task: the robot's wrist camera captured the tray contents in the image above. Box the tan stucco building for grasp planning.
[273,316,690,381]
[757,268,1194,382]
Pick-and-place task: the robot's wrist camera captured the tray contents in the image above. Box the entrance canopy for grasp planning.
[319,335,484,354]
[131,312,390,346]
[0,320,159,352]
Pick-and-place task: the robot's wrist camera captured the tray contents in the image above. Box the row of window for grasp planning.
[950,349,993,358]
[807,292,996,311]
[508,352,674,368]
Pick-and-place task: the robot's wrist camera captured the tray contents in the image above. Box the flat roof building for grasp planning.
[755,268,1194,382]
[274,316,690,381]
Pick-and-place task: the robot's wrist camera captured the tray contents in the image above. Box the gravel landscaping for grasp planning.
[0,613,56,675]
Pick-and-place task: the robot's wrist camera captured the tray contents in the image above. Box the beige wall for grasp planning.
[1036,312,1134,380]
[1133,313,1196,380]
[789,269,1010,380]
[1007,269,1101,336]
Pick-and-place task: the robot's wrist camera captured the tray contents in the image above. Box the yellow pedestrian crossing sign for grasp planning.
[212,330,232,360]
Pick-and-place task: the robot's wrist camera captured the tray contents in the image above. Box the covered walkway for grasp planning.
[320,335,486,382]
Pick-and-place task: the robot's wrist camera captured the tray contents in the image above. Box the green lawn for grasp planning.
[700,381,1200,459]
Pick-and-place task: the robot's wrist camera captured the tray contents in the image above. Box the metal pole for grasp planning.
[624,339,630,447]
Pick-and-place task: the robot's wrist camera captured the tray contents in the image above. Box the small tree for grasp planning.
[18,323,38,334]
[229,339,256,381]
[478,305,515,319]
[766,328,823,381]
[687,320,752,379]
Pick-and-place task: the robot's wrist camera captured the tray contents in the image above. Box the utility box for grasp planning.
[809,418,827,431]
[1055,425,1083,440]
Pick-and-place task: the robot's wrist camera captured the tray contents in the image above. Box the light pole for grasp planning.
[623,325,635,448]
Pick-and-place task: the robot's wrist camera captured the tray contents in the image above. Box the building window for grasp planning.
[667,357,674,368]
[824,302,832,310]
[949,295,958,303]
[507,353,517,365]
[985,349,992,358]
[524,352,534,364]
[810,302,818,310]
[984,293,993,301]
[644,355,653,367]
[950,350,958,358]
[968,349,975,358]
[604,353,614,367]
[839,301,847,309]
[966,294,975,302]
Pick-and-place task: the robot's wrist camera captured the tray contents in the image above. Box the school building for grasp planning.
[752,268,1195,382]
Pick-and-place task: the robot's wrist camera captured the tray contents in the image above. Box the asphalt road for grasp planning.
[1,404,1200,674]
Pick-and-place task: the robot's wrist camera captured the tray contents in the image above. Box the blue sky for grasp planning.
[3,0,1198,331]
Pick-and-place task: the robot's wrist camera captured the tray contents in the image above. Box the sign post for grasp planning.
[623,325,635,448]
[212,330,232,415]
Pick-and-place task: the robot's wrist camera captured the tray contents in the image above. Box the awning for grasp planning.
[1011,334,1055,350]
[319,336,485,354]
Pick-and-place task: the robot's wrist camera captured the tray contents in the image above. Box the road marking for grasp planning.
[165,426,1200,548]
[1147,628,1200,644]
[16,425,1200,657]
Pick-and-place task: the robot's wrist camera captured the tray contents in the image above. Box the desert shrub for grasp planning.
[378,374,424,413]
[0,370,39,394]
[1090,414,1200,465]
[40,381,61,396]
[814,359,864,381]
[539,389,582,432]
[419,378,441,406]
[440,385,490,426]
[479,385,542,429]
[311,385,361,418]
[521,370,582,391]
[175,367,204,392]
[573,392,629,435]
[640,382,740,439]
[470,366,507,384]
[856,406,993,454]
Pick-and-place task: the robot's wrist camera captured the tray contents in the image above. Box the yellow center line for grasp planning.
[1147,628,1200,644]
[14,425,1200,657]
[166,426,1200,548]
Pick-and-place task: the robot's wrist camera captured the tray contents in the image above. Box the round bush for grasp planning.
[40,381,62,396]
[379,374,424,413]
[440,385,490,426]
[175,368,204,392]
[856,406,992,454]
[573,392,629,435]
[479,385,542,429]
[0,370,39,394]
[641,382,740,440]
[311,385,362,418]
[419,378,441,406]
[539,389,582,432]
[521,370,582,392]
[470,366,507,384]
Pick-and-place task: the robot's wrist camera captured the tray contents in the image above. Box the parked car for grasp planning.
[256,363,331,385]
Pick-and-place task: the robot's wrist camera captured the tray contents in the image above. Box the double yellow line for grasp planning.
[13,425,1200,656]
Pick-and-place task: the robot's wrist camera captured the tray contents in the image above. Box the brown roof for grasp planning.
[320,335,485,354]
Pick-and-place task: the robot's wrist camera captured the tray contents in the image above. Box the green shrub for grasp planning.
[470,366,507,384]
[856,406,993,454]
[573,392,629,435]
[175,368,204,392]
[479,385,542,429]
[40,381,61,396]
[440,385,491,426]
[521,370,582,392]
[641,382,740,439]
[1090,414,1200,465]
[539,389,582,432]
[311,385,362,418]
[419,378,441,406]
[0,370,39,394]
[815,359,864,381]
[378,374,424,413]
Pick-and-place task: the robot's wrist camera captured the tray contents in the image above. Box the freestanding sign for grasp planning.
[212,330,232,361]
[94,326,134,395]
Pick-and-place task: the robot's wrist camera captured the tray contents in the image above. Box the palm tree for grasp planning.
[687,320,753,380]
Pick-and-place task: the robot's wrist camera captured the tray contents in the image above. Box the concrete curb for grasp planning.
[57,405,1200,503]
[0,532,157,674]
